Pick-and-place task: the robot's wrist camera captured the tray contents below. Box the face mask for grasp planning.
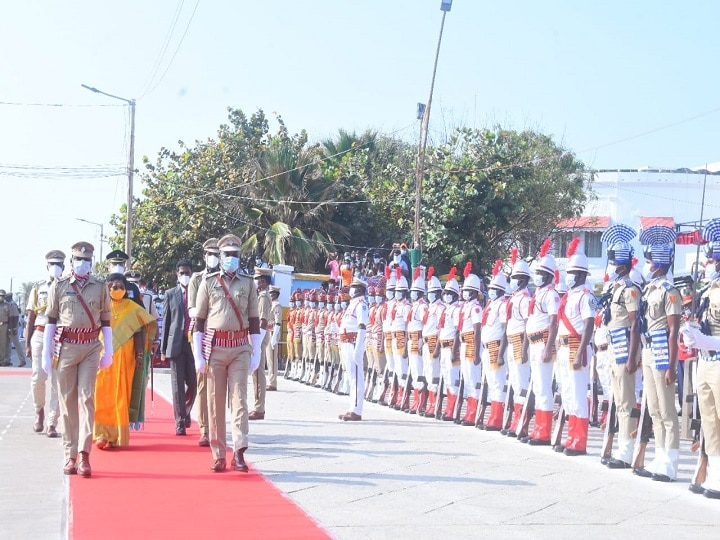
[375,295,384,303]
[386,290,394,300]
[410,291,419,301]
[443,294,454,304]
[462,290,472,301]
[643,263,655,282]
[206,255,219,269]
[310,302,317,309]
[48,264,62,279]
[509,279,520,292]
[395,291,404,301]
[341,301,348,309]
[73,259,91,277]
[565,273,577,289]
[374,258,380,264]
[318,302,325,309]
[349,287,357,297]
[487,289,499,300]
[532,274,545,287]
[393,255,401,264]
[401,249,407,256]
[608,270,619,282]
[289,301,295,308]
[335,303,342,311]
[178,274,191,287]
[427,292,437,303]
[367,296,375,305]
[222,256,239,273]
[109,264,124,274]
[110,289,125,301]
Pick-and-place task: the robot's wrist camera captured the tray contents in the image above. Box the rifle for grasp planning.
[600,389,617,463]
[365,365,377,401]
[453,373,465,424]
[501,385,515,432]
[515,372,535,440]
[589,350,600,427]
[398,372,413,412]
[434,374,445,420]
[551,392,566,451]
[631,391,652,473]
[474,371,490,428]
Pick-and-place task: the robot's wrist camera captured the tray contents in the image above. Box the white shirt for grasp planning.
[438,303,460,340]
[422,300,443,337]
[458,299,482,334]
[481,298,507,344]
[390,299,410,331]
[340,296,368,334]
[526,285,560,334]
[407,299,428,333]
[506,288,531,336]
[558,286,595,336]
[382,299,396,332]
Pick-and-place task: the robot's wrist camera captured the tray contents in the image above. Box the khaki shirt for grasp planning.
[26,280,52,326]
[46,275,111,328]
[269,299,282,327]
[195,272,258,331]
[0,301,10,323]
[258,290,271,325]
[607,278,641,329]
[702,281,720,336]
[187,270,207,310]
[7,300,20,319]
[643,277,682,333]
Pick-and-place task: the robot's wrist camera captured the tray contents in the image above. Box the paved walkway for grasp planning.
[2,359,720,539]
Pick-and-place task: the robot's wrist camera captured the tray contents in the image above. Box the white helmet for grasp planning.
[510,247,531,278]
[536,238,557,275]
[462,262,483,292]
[410,266,426,292]
[385,266,397,290]
[395,275,409,291]
[489,259,509,293]
[566,237,589,273]
[444,266,460,295]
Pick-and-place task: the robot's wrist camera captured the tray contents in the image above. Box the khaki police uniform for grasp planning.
[642,276,682,477]
[266,291,282,388]
[252,286,272,415]
[187,237,220,441]
[0,293,11,366]
[46,267,111,461]
[606,277,642,463]
[27,277,60,429]
[195,268,259,460]
[5,298,26,365]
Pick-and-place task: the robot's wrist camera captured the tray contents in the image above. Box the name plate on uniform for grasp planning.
[608,327,630,364]
[648,328,670,370]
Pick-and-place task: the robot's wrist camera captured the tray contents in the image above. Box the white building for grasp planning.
[553,167,720,282]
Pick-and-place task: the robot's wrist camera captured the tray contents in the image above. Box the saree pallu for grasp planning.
[94,299,157,446]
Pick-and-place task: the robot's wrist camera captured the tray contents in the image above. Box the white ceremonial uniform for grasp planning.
[390,299,411,379]
[458,299,483,399]
[506,288,531,405]
[422,299,443,393]
[481,297,508,402]
[438,302,461,395]
[407,299,428,389]
[340,296,368,416]
[382,298,397,374]
[526,285,560,411]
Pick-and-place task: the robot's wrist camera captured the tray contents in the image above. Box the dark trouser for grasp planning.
[170,340,197,426]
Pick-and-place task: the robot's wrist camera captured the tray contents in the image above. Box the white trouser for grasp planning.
[31,330,59,427]
[506,343,531,404]
[423,342,440,392]
[529,341,555,411]
[409,341,424,389]
[596,348,612,401]
[440,346,460,396]
[557,345,591,418]
[341,343,364,415]
[481,347,508,402]
[460,343,482,399]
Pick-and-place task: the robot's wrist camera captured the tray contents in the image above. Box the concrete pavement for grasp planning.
[2,362,720,539]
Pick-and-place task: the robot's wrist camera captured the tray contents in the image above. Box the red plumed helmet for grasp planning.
[413,266,422,280]
[463,261,473,279]
[539,238,552,258]
[554,269,560,284]
[384,266,391,279]
[511,247,518,266]
[447,266,457,281]
[427,266,435,280]
[603,273,610,283]
[566,237,581,257]
[631,257,638,268]
[492,259,502,277]
[395,266,402,280]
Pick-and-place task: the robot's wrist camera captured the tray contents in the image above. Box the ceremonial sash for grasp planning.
[559,334,585,369]
[460,331,476,360]
[408,331,422,354]
[393,331,407,356]
[486,339,501,370]
[425,335,438,356]
[648,328,670,370]
[508,332,524,363]
[608,327,630,364]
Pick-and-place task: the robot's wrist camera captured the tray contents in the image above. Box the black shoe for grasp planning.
[633,467,653,478]
[231,448,249,473]
[564,448,587,457]
[689,483,705,494]
[600,456,611,466]
[606,458,632,469]
[553,444,565,453]
[519,436,530,444]
[184,415,191,428]
[652,473,672,482]
[704,488,720,499]
[175,425,186,436]
[527,438,551,446]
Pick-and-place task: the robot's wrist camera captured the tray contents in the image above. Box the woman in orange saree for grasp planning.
[94,274,157,448]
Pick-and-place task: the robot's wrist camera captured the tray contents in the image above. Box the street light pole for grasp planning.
[413,0,452,251]
[81,84,136,265]
[76,218,105,262]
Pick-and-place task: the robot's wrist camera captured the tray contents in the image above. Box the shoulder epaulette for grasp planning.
[624,278,635,288]
[205,271,221,279]
[661,281,674,292]
[57,275,71,283]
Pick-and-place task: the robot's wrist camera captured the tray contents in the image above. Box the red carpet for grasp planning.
[69,389,331,540]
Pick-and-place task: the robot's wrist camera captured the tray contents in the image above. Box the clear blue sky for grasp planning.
[2,0,720,291]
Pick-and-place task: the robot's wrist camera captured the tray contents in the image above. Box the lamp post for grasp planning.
[9,276,15,294]
[413,0,452,252]
[76,218,105,262]
[81,84,136,265]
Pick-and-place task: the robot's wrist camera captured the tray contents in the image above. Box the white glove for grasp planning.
[249,330,265,372]
[353,328,367,367]
[188,307,198,318]
[42,323,57,374]
[100,326,114,369]
[682,324,720,351]
[193,331,206,373]
[271,324,280,348]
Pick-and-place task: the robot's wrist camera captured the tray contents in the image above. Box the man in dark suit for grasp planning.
[160,259,197,435]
